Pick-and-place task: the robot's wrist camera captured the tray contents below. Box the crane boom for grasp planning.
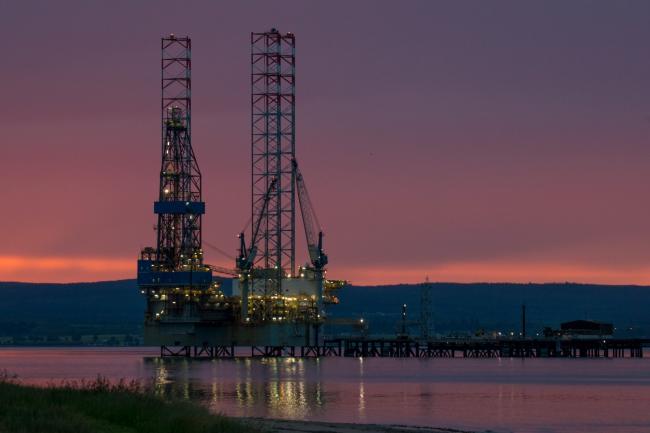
[207,265,239,277]
[293,159,327,269]
[237,177,277,272]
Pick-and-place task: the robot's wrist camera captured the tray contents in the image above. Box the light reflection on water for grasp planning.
[1,347,650,433]
[145,356,327,421]
[358,357,365,422]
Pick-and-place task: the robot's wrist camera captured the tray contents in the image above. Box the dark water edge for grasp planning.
[1,347,649,433]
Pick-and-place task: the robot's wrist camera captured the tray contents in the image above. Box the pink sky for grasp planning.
[2,1,650,285]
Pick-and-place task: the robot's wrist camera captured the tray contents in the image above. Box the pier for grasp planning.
[160,337,648,359]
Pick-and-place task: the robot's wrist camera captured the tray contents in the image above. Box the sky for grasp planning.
[1,1,650,285]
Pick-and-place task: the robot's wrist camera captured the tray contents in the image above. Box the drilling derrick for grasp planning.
[138,35,213,341]
[157,36,203,270]
[230,29,344,346]
[251,29,296,294]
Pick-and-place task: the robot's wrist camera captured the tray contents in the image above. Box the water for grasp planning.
[1,348,649,433]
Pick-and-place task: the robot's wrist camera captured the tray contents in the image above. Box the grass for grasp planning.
[0,373,261,433]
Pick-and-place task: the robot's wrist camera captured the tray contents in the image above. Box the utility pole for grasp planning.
[420,276,432,340]
[521,303,527,339]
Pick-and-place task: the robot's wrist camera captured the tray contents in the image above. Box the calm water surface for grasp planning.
[1,347,649,433]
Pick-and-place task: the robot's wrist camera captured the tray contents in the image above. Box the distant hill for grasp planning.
[0,280,141,324]
[0,280,142,344]
[333,282,650,337]
[0,280,649,343]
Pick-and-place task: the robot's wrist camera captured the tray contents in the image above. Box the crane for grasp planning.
[206,265,239,277]
[237,177,277,273]
[293,159,327,269]
[236,177,277,320]
[293,158,327,313]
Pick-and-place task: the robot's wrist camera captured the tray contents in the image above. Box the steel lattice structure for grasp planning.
[251,29,296,287]
[420,277,433,340]
[155,35,204,270]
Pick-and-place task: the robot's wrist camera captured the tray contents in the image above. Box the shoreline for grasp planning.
[246,418,479,433]
[0,378,482,433]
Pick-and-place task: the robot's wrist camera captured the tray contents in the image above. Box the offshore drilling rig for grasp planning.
[138,31,344,354]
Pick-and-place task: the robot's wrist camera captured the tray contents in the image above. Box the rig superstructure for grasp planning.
[137,35,216,330]
[138,31,344,353]
[232,30,341,330]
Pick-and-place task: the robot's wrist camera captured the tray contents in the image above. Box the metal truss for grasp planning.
[251,29,296,292]
[156,35,204,270]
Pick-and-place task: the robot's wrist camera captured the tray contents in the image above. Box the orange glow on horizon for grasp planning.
[339,262,650,286]
[1,255,650,286]
[0,256,134,283]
